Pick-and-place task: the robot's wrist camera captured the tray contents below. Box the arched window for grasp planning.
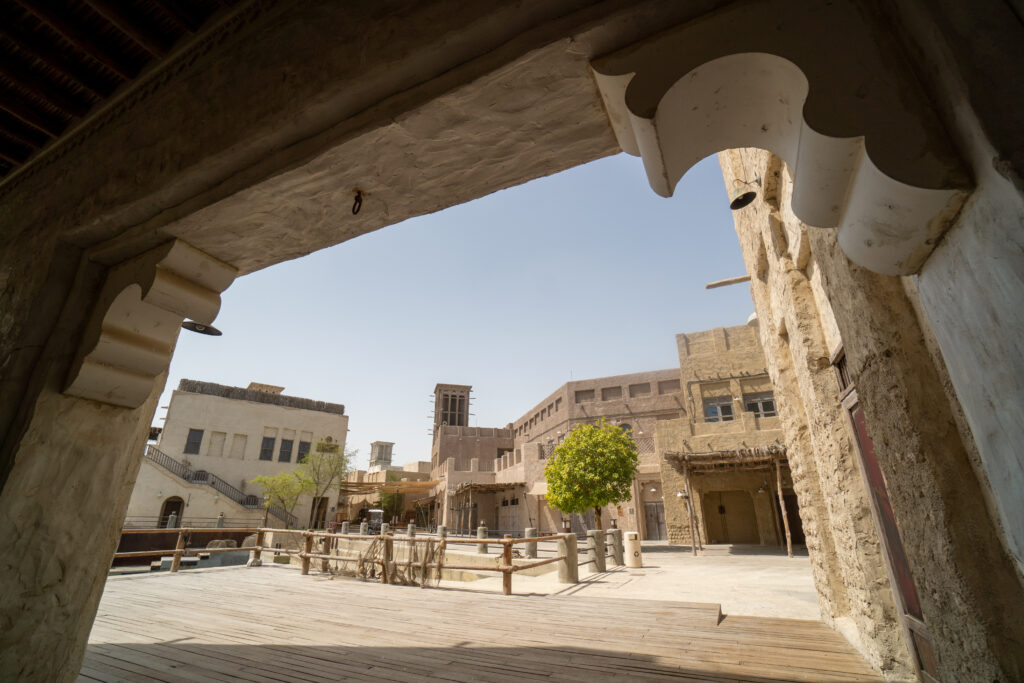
[619,423,633,439]
[159,497,184,527]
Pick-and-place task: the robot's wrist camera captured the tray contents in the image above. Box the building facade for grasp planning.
[124,380,348,529]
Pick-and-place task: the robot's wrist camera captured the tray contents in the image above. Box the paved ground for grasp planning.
[440,541,820,620]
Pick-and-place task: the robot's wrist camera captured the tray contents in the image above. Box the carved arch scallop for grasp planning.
[65,240,237,408]
[591,0,972,276]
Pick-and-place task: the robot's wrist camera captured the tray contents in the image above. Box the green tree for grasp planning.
[375,471,405,524]
[299,439,353,527]
[544,420,638,530]
[250,470,312,529]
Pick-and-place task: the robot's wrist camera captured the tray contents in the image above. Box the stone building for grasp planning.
[656,325,794,549]
[2,3,1022,681]
[124,380,348,530]
[336,459,433,525]
[367,441,395,472]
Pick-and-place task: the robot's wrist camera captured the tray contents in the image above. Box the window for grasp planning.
[629,383,651,398]
[555,398,562,411]
[601,386,623,401]
[259,436,276,461]
[184,428,203,455]
[279,439,294,462]
[619,423,632,438]
[658,379,681,395]
[703,397,735,422]
[575,389,595,403]
[744,392,777,418]
[297,441,311,461]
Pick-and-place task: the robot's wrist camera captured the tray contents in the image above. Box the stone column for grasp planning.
[359,521,368,536]
[407,523,416,537]
[167,511,178,529]
[477,525,488,554]
[340,521,349,535]
[216,512,225,528]
[524,527,537,558]
[381,522,390,536]
[586,529,606,573]
[557,533,578,583]
[609,529,624,566]
[437,524,447,539]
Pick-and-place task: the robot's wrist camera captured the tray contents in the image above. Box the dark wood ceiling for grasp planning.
[0,0,238,179]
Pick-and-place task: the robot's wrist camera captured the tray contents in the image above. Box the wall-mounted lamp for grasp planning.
[676,490,687,498]
[181,320,222,336]
[729,175,762,210]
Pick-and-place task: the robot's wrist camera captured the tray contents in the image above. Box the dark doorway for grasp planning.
[159,497,184,527]
[776,492,806,545]
[309,497,329,529]
[702,490,758,544]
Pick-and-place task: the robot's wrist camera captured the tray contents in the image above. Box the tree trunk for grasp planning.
[594,505,603,530]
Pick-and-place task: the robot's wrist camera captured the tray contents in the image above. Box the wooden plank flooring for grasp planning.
[81,566,881,682]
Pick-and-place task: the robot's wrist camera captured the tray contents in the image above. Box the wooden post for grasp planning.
[686,469,703,551]
[301,532,313,575]
[557,533,578,584]
[776,458,793,558]
[770,480,784,549]
[383,535,393,584]
[420,539,430,588]
[250,528,265,567]
[684,463,697,556]
[502,535,513,596]
[170,530,185,572]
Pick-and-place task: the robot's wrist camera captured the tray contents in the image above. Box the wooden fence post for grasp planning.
[170,531,185,572]
[557,533,578,584]
[502,535,513,596]
[383,535,393,584]
[301,532,313,575]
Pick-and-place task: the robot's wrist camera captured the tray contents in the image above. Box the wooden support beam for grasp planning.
[14,1,137,80]
[705,275,752,290]
[775,458,793,558]
[152,0,203,34]
[684,463,697,556]
[0,97,62,137]
[0,21,112,98]
[169,531,185,572]
[84,0,171,57]
[502,535,513,595]
[0,55,90,117]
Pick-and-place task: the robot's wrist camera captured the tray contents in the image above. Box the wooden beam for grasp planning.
[14,1,137,80]
[151,0,203,34]
[84,0,171,58]
[0,134,31,165]
[705,275,752,290]
[775,458,793,558]
[0,97,62,137]
[0,21,112,98]
[0,54,90,117]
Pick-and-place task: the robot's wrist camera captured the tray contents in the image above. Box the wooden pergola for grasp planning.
[664,444,795,558]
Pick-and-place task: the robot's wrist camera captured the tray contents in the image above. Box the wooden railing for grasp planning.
[112,526,620,595]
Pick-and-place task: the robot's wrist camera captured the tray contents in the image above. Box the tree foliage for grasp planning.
[250,470,312,528]
[300,439,353,526]
[375,470,405,524]
[544,420,638,530]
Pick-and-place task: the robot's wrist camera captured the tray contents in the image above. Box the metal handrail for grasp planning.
[143,445,298,527]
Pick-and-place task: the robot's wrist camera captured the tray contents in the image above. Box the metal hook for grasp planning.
[352,190,363,215]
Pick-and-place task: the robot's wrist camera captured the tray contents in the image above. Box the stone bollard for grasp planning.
[557,533,578,584]
[216,512,225,528]
[359,521,368,536]
[407,523,416,537]
[167,511,178,529]
[477,525,488,554]
[586,529,607,573]
[381,522,390,536]
[437,524,447,539]
[610,529,624,566]
[524,527,538,558]
[341,521,350,535]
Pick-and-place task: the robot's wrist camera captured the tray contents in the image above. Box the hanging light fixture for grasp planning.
[181,320,222,336]
[729,175,762,210]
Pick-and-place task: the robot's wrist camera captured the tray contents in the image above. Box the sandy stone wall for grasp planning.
[719,147,1024,681]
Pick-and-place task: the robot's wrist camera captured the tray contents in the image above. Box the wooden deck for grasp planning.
[81,566,881,682]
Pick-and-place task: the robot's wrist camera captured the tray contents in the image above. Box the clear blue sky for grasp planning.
[158,153,754,469]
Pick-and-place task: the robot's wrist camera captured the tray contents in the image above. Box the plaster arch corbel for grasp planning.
[590,0,971,276]
[64,239,237,408]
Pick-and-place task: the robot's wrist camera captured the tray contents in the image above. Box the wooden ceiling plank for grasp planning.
[13,0,137,81]
[0,54,89,118]
[0,135,30,165]
[151,0,203,34]
[0,98,60,137]
[84,0,171,58]
[0,25,109,99]
[0,121,45,149]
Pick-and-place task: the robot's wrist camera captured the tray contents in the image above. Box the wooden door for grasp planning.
[644,502,666,540]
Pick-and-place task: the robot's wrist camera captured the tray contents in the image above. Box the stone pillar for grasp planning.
[437,524,447,539]
[586,530,606,573]
[524,527,537,558]
[610,529,624,566]
[381,522,390,536]
[216,512,225,528]
[557,533,578,583]
[477,525,488,554]
[167,511,178,529]
[359,521,368,536]
[407,523,416,537]
[340,521,349,535]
